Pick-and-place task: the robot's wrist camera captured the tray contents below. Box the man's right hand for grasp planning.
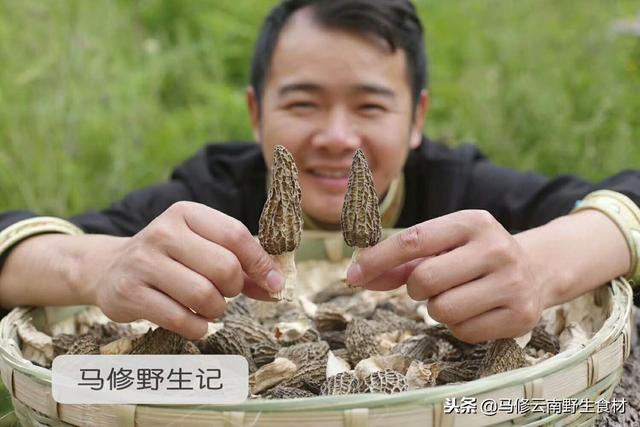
[82,202,283,339]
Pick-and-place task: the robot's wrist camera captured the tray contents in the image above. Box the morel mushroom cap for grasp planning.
[259,145,303,255]
[341,149,381,248]
[130,327,186,355]
[345,318,381,364]
[321,371,360,395]
[526,325,560,355]
[359,369,408,394]
[263,385,316,399]
[478,338,526,378]
[279,358,327,389]
[52,333,77,357]
[65,334,100,356]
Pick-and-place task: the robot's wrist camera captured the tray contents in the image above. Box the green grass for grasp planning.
[0,0,639,419]
[0,0,639,216]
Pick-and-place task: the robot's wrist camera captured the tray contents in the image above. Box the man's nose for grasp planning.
[312,108,360,152]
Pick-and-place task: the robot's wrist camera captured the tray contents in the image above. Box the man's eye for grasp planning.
[287,102,317,110]
[360,104,386,113]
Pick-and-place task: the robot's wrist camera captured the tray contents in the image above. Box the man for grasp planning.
[0,0,638,343]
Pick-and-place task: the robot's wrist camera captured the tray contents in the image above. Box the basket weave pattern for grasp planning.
[0,231,634,426]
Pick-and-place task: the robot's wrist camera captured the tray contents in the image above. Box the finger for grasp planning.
[177,203,284,293]
[360,258,425,291]
[241,274,280,302]
[405,243,491,300]
[448,307,536,344]
[147,256,227,320]
[137,286,209,340]
[164,234,244,298]
[347,212,475,286]
[424,273,507,325]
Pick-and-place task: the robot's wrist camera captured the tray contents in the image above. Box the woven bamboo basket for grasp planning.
[0,229,635,427]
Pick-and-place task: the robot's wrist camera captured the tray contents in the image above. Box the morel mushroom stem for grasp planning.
[258,145,303,301]
[341,149,382,285]
[272,252,297,301]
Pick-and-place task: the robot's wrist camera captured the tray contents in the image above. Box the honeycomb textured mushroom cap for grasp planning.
[527,326,560,355]
[52,333,77,357]
[276,341,330,366]
[253,341,281,368]
[435,360,481,384]
[223,315,277,348]
[65,334,100,355]
[263,385,316,399]
[130,327,186,355]
[345,318,381,364]
[259,145,303,255]
[321,371,361,395]
[279,358,327,389]
[205,328,257,373]
[478,338,526,378]
[359,369,409,394]
[341,149,381,248]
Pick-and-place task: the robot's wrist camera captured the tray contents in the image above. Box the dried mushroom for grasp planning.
[435,360,480,385]
[279,358,327,389]
[129,327,186,355]
[52,334,76,357]
[276,341,329,366]
[87,321,133,345]
[65,334,100,355]
[527,325,560,355]
[314,303,352,332]
[321,371,360,395]
[181,341,201,355]
[274,318,321,346]
[100,336,140,355]
[205,328,257,373]
[223,315,277,348]
[406,360,438,389]
[251,357,298,394]
[359,369,408,394]
[478,339,526,378]
[345,318,381,364]
[252,341,281,368]
[224,296,253,318]
[259,145,303,301]
[263,385,315,399]
[341,149,381,282]
[321,330,346,349]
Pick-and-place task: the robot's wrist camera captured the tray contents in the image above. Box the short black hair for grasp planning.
[250,0,427,115]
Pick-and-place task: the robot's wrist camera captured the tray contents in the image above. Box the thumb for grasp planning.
[360,258,425,291]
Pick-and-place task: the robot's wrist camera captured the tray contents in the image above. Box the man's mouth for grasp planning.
[309,169,350,178]
[305,168,352,192]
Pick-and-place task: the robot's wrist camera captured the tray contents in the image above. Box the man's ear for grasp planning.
[246,86,262,143]
[409,90,429,149]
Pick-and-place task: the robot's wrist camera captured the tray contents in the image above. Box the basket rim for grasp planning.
[0,277,632,413]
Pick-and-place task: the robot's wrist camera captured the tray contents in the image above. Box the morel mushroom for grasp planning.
[259,145,303,301]
[341,149,381,283]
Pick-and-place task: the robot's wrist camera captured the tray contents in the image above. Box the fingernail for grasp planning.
[266,270,284,292]
[346,263,363,286]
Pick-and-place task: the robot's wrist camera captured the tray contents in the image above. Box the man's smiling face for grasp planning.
[248,7,427,225]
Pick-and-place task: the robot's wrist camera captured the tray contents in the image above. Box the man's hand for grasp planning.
[346,210,544,343]
[84,202,284,340]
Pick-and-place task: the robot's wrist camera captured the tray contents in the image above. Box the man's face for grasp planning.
[248,8,427,225]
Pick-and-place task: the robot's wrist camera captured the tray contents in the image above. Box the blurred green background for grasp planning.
[0,0,639,420]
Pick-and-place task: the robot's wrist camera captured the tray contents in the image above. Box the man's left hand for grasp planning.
[346,210,544,343]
